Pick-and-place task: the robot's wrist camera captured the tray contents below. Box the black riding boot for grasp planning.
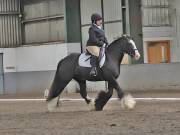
[90,55,98,76]
[90,67,97,76]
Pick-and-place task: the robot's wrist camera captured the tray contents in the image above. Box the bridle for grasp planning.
[129,39,139,57]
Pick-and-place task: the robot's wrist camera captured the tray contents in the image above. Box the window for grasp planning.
[141,0,170,27]
[22,0,65,44]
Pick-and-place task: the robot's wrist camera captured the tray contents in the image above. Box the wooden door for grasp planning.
[147,41,170,64]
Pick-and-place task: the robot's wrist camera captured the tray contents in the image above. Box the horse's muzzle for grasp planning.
[134,51,140,60]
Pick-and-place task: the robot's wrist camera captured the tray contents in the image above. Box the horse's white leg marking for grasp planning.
[47,97,59,112]
[44,89,49,99]
[121,94,136,110]
[88,98,96,111]
[85,95,96,111]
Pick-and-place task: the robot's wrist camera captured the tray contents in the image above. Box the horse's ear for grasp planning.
[121,34,130,38]
[121,34,126,38]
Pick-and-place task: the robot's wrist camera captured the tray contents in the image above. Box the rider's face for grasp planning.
[96,19,102,26]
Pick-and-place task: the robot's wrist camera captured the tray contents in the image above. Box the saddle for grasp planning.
[78,52,106,68]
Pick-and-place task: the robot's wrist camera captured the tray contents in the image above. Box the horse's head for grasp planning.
[121,35,140,60]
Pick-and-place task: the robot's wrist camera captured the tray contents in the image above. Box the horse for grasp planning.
[46,35,140,112]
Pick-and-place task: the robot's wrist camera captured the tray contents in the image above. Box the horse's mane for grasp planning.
[107,37,124,50]
[110,37,122,45]
[108,35,131,48]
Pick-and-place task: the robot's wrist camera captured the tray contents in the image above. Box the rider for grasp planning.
[86,13,108,76]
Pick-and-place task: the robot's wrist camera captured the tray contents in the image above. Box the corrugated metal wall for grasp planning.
[103,0,123,42]
[80,0,102,51]
[142,0,170,26]
[80,0,123,50]
[0,0,21,47]
[24,19,65,44]
[23,0,64,20]
[22,0,65,44]
[80,0,102,25]
[168,0,180,62]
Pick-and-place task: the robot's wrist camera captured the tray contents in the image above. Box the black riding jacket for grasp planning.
[86,24,108,47]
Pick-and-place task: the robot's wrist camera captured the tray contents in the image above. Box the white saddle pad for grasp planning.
[78,53,105,68]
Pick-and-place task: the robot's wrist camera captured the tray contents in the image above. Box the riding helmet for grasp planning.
[91,13,102,23]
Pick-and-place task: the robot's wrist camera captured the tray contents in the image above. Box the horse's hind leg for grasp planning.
[47,72,72,112]
[78,80,90,103]
[75,79,95,110]
[95,83,113,111]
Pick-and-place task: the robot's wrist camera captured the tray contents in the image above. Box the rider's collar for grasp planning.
[93,23,102,29]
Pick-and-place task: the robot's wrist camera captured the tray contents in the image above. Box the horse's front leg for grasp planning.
[78,80,91,104]
[95,83,113,111]
[109,78,124,99]
[109,78,136,110]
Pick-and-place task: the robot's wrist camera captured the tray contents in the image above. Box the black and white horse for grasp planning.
[46,35,140,112]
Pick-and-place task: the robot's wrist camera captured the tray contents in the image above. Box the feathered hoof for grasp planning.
[47,97,59,112]
[88,98,96,111]
[121,94,136,110]
[44,89,49,99]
